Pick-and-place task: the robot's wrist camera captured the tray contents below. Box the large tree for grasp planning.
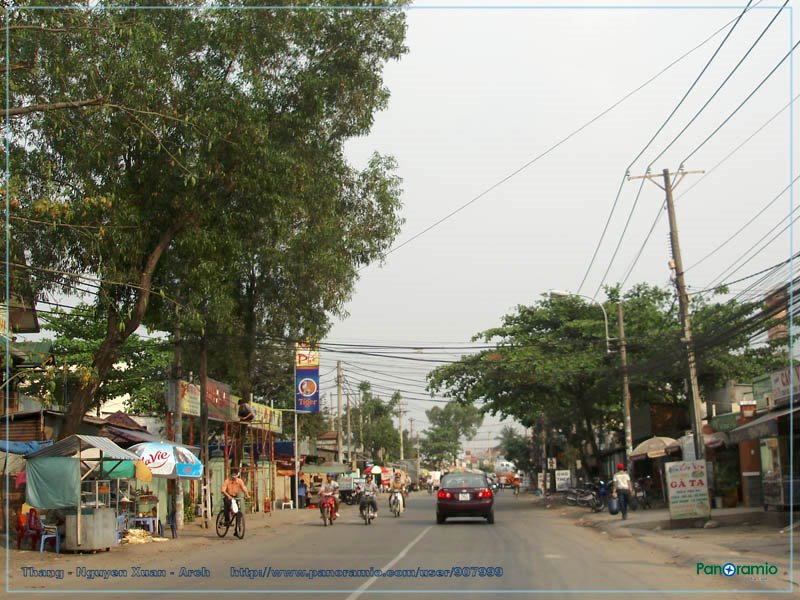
[428,284,788,469]
[7,3,408,437]
[420,402,483,469]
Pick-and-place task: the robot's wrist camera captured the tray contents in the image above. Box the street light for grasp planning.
[548,290,612,354]
[549,289,633,472]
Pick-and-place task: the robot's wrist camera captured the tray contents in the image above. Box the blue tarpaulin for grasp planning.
[0,440,53,455]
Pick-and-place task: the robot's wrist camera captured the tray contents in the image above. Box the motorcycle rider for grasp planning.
[319,473,340,519]
[389,473,406,513]
[359,473,380,519]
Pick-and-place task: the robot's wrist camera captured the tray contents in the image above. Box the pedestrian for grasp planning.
[612,463,632,520]
[298,479,308,509]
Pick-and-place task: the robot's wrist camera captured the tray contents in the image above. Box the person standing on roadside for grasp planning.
[298,479,308,509]
[612,463,632,520]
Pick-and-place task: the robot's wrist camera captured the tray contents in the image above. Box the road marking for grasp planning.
[344,525,433,600]
[543,554,564,559]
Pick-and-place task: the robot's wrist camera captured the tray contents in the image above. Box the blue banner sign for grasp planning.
[295,369,320,412]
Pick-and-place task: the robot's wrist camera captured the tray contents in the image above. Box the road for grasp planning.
[6,491,789,599]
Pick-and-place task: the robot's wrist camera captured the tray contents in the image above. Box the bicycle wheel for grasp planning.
[215,511,230,538]
[234,513,245,539]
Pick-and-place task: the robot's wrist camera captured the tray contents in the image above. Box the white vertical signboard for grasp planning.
[665,460,711,520]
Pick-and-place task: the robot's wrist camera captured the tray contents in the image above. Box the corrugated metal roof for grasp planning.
[24,434,138,460]
[104,426,200,452]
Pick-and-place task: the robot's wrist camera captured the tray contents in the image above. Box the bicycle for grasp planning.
[216,497,246,539]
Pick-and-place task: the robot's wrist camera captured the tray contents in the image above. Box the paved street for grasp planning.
[5,492,793,598]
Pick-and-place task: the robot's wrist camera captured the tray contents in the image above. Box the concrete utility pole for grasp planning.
[629,167,705,462]
[398,401,405,460]
[336,361,343,462]
[346,393,352,464]
[618,302,633,471]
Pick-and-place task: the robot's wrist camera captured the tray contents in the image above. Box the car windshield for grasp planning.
[441,473,487,489]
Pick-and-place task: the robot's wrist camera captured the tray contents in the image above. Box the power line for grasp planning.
[577,0,759,295]
[382,5,763,266]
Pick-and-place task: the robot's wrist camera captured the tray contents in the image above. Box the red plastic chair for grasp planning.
[16,509,42,550]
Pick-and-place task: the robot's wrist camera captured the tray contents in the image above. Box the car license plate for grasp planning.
[459,493,470,501]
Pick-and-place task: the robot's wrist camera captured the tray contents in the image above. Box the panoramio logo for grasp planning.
[696,562,778,577]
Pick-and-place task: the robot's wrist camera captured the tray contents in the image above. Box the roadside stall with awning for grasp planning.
[24,435,150,551]
[729,406,800,510]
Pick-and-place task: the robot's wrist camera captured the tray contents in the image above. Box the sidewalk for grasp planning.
[4,503,325,569]
[536,497,799,589]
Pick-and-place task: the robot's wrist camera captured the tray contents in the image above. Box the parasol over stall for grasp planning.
[630,436,680,460]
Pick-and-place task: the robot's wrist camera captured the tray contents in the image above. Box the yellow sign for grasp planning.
[295,343,319,369]
[249,402,283,433]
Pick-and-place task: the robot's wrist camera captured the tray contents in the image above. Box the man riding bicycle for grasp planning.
[389,473,406,513]
[221,467,250,523]
[359,473,379,519]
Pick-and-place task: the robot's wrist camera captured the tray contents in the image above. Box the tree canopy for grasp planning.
[428,283,788,469]
[6,3,409,436]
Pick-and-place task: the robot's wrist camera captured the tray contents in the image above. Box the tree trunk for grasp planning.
[59,224,179,439]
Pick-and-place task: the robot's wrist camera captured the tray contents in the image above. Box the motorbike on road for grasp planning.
[361,500,376,525]
[389,490,403,517]
[320,494,336,527]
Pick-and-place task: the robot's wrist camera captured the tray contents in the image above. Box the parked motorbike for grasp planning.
[319,494,336,527]
[566,485,603,512]
[632,476,653,510]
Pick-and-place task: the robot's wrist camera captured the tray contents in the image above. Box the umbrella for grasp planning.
[369,465,383,474]
[630,436,680,460]
[128,442,203,479]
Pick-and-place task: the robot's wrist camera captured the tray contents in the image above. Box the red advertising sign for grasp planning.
[206,378,234,422]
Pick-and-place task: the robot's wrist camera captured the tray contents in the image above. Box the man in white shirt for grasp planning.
[612,463,632,520]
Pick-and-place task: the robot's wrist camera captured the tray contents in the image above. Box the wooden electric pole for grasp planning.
[346,392,352,465]
[336,361,343,462]
[617,302,633,471]
[628,167,706,462]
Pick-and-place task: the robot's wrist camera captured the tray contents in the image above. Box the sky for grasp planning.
[315,0,798,451]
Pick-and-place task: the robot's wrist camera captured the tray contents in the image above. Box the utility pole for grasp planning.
[618,302,633,471]
[346,392,352,465]
[629,167,706,462]
[540,414,547,493]
[398,401,405,460]
[336,361,343,463]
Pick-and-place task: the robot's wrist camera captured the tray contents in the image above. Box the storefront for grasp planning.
[729,405,800,510]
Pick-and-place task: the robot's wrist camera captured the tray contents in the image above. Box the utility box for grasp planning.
[64,508,116,551]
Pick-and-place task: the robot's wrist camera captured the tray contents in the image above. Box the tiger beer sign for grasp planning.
[295,343,320,413]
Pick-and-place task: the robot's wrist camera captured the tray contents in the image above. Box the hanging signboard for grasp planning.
[206,378,234,422]
[250,402,283,433]
[665,460,710,520]
[178,380,201,417]
[295,344,320,369]
[295,342,320,413]
[295,371,320,413]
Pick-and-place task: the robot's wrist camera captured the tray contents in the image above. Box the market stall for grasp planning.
[128,441,203,531]
[24,435,148,551]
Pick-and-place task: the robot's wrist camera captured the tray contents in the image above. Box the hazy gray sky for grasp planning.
[317,0,797,448]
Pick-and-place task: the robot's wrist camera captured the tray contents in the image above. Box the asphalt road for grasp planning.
[6,490,791,599]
